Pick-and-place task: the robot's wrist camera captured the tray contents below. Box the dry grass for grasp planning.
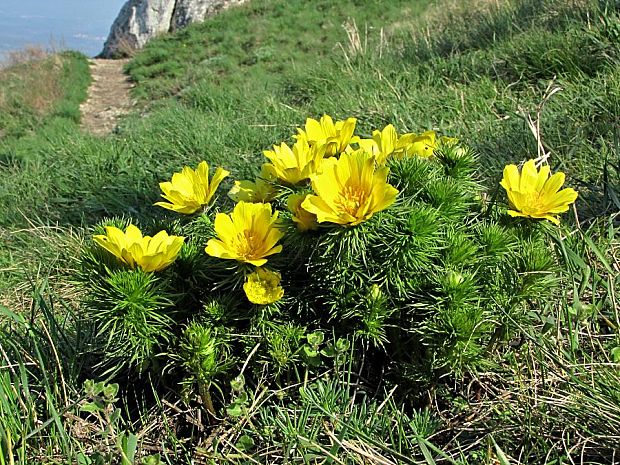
[2,46,50,67]
[0,46,66,118]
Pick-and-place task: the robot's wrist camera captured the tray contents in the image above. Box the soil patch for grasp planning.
[80,59,134,135]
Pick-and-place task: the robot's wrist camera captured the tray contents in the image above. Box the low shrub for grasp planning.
[77,115,579,419]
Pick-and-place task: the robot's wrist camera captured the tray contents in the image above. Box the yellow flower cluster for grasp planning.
[296,114,358,157]
[301,150,398,226]
[204,202,285,304]
[356,124,438,164]
[263,136,325,185]
[228,116,429,230]
[92,116,579,307]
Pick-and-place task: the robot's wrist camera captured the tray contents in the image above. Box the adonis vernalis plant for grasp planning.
[287,193,318,231]
[500,159,578,224]
[228,163,277,203]
[78,114,579,423]
[296,114,358,157]
[263,136,325,185]
[399,130,437,158]
[358,124,401,163]
[243,267,284,304]
[357,124,437,164]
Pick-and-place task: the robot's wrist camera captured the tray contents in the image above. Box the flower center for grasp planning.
[234,230,262,259]
[519,192,546,214]
[336,184,369,217]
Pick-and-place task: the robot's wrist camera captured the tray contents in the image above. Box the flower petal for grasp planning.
[519,160,539,193]
[542,172,566,196]
[535,164,551,191]
[500,164,520,192]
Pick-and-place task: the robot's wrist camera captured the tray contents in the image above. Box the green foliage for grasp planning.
[124,0,431,100]
[178,323,221,384]
[0,288,92,464]
[78,246,177,374]
[94,269,175,372]
[174,321,233,414]
[220,374,448,464]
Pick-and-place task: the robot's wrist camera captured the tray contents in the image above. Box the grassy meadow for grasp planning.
[1,0,619,463]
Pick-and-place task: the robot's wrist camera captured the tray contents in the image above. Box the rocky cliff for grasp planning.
[100,0,248,58]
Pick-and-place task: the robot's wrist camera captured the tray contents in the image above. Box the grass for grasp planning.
[124,0,432,100]
[0,48,90,140]
[0,0,619,463]
[0,49,90,302]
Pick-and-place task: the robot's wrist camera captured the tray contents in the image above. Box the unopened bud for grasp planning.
[369,284,383,302]
[445,271,464,287]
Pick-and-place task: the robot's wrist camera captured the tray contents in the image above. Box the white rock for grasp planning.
[171,0,247,30]
[100,0,248,58]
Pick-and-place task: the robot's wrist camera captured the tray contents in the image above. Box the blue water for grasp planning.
[0,0,127,60]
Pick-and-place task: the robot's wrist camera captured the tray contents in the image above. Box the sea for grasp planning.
[0,0,127,62]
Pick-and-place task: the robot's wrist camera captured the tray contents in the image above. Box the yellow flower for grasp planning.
[287,193,318,231]
[243,267,284,305]
[356,124,418,164]
[398,130,437,158]
[155,161,230,214]
[301,149,399,226]
[205,202,284,266]
[263,136,325,184]
[500,159,578,225]
[228,164,277,203]
[296,115,358,157]
[93,225,184,272]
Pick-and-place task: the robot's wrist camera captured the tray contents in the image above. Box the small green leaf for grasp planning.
[490,436,511,465]
[302,345,318,358]
[227,403,244,417]
[307,331,324,347]
[94,382,106,395]
[90,452,106,465]
[80,401,105,414]
[120,432,138,465]
[235,434,255,451]
[103,383,119,400]
[230,374,245,392]
[141,454,162,465]
[109,408,121,425]
[335,338,350,352]
[76,453,92,465]
[83,379,96,396]
[320,345,337,358]
[541,315,556,334]
[236,391,249,404]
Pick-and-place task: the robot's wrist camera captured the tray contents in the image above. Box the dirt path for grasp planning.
[80,59,134,136]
